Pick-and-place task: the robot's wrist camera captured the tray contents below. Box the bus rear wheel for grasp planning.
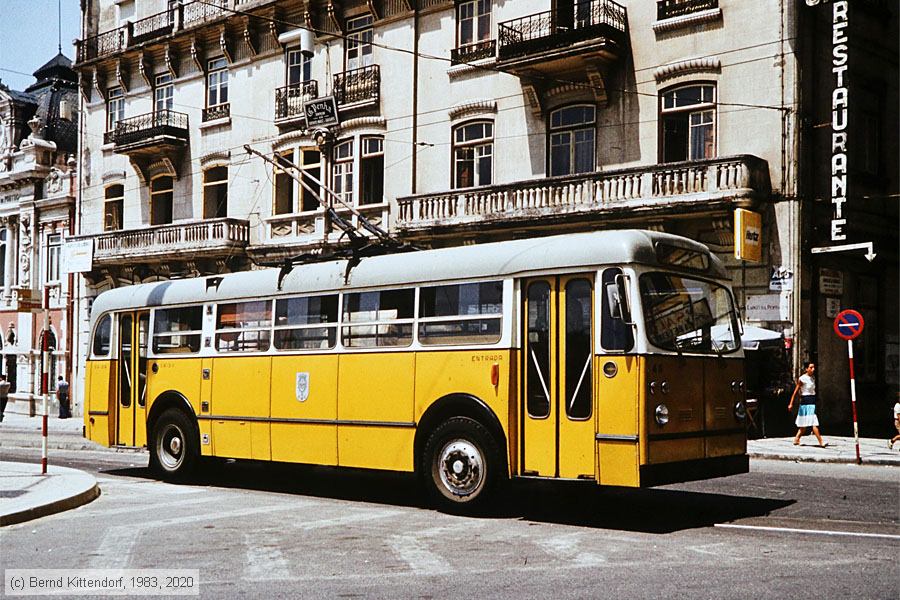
[422,417,501,513]
[149,409,198,481]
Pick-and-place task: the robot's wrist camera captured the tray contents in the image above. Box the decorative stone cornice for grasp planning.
[448,100,497,121]
[653,8,722,34]
[654,57,722,83]
[101,169,127,183]
[273,129,313,152]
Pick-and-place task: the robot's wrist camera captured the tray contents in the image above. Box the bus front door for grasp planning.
[115,311,149,447]
[522,276,596,479]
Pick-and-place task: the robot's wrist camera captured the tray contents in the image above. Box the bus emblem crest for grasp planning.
[296,372,310,402]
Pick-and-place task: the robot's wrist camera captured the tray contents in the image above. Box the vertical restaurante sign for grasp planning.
[830,0,849,241]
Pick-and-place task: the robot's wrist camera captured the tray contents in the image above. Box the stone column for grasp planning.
[2,216,15,302]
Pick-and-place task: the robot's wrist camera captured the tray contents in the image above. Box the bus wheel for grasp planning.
[423,417,500,513]
[150,409,198,481]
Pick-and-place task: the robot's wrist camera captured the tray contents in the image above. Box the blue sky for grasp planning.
[0,0,81,91]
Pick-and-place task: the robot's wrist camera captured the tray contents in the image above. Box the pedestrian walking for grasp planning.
[889,396,900,450]
[57,375,70,419]
[788,362,826,447]
[0,374,9,422]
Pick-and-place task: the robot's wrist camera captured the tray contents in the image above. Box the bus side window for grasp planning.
[153,306,204,354]
[274,294,339,350]
[215,300,272,353]
[92,314,112,357]
[601,268,634,352]
[418,281,502,346]
[342,289,414,348]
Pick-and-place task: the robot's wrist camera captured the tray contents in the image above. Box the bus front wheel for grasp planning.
[149,409,199,481]
[422,417,501,513]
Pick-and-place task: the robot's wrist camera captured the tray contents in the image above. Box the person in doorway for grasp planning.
[57,375,70,419]
[889,395,900,450]
[788,362,826,447]
[0,374,9,422]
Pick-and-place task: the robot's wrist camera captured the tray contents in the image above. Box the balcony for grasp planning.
[255,203,390,261]
[76,0,232,63]
[103,110,189,182]
[104,110,189,148]
[395,155,770,236]
[497,0,627,71]
[202,103,231,122]
[78,218,250,270]
[657,0,718,21]
[333,65,380,109]
[450,40,497,65]
[274,81,320,123]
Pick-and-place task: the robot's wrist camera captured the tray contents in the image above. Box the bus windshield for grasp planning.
[639,272,740,354]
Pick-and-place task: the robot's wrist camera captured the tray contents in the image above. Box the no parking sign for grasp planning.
[833,308,864,464]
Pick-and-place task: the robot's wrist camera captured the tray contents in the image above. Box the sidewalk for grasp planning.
[748,435,900,466]
[0,461,100,526]
[0,410,98,451]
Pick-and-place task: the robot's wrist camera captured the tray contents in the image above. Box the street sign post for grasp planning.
[834,309,864,464]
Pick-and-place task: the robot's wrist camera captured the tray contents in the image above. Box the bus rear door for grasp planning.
[521,276,595,479]
[115,311,149,447]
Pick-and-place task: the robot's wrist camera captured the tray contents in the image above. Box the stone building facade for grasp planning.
[72,1,897,430]
[0,54,79,413]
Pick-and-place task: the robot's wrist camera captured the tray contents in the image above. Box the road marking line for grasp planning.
[244,531,293,581]
[387,535,452,575]
[715,523,900,540]
[535,533,606,567]
[72,495,216,518]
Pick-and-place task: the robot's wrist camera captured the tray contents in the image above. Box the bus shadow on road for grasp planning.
[101,460,791,533]
[500,480,794,533]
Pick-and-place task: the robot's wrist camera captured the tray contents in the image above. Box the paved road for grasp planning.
[2,447,897,599]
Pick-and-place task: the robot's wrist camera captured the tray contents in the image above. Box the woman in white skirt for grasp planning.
[788,362,827,447]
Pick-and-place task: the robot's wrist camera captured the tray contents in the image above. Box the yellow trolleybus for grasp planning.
[84,230,748,510]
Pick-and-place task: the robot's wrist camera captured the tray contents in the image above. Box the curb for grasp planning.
[0,483,101,527]
[748,452,897,466]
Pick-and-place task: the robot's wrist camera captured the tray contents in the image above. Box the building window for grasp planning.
[274,149,321,214]
[45,233,62,284]
[154,73,174,113]
[150,176,174,225]
[107,87,125,131]
[345,14,373,71]
[273,151,296,215]
[657,0,719,21]
[549,105,596,177]
[458,0,491,48]
[299,149,322,211]
[361,137,384,205]
[203,166,228,218]
[660,84,715,163]
[333,140,354,205]
[287,48,312,85]
[104,184,124,231]
[207,58,229,107]
[453,121,493,189]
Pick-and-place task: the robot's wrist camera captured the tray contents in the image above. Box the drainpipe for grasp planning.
[411,7,419,195]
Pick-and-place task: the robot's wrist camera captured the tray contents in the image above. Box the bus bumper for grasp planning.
[639,454,749,487]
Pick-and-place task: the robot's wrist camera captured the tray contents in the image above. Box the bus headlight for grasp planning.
[734,401,746,421]
[655,404,669,426]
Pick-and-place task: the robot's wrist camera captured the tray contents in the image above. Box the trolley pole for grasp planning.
[41,287,50,475]
[847,339,861,465]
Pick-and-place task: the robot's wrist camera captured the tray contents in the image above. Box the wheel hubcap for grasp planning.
[158,424,184,470]
[438,440,484,498]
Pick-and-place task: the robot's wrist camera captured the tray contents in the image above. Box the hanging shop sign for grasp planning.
[734,208,762,263]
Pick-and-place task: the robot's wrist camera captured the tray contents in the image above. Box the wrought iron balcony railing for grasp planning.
[450,40,497,65]
[85,217,250,264]
[498,0,627,61]
[104,110,189,147]
[657,0,718,20]
[333,65,380,106]
[396,155,769,231]
[203,103,231,122]
[76,0,228,63]
[274,81,320,121]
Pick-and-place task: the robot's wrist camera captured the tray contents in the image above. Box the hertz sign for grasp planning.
[734,208,762,263]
